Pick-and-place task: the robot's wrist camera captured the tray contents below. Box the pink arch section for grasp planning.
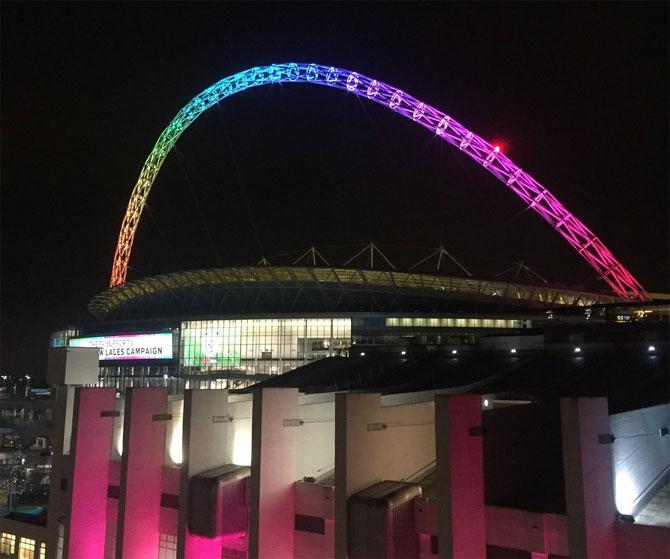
[110,63,648,300]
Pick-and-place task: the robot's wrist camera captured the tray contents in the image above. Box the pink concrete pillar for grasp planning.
[67,387,116,559]
[560,398,616,558]
[435,394,485,559]
[248,388,299,559]
[116,388,169,559]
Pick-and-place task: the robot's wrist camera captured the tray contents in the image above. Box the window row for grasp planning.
[385,317,531,329]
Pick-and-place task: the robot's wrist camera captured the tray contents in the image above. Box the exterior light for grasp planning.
[648,345,656,352]
[451,349,458,355]
[25,375,31,380]
[574,347,581,353]
[360,352,366,357]
[1,376,6,380]
[401,350,406,356]
[510,348,517,354]
[163,374,169,380]
[483,399,489,407]
[493,146,500,153]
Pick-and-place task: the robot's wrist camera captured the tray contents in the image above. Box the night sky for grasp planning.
[2,2,668,376]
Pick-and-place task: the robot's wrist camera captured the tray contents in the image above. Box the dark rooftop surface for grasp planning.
[246,328,668,414]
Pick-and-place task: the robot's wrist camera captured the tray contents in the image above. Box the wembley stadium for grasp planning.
[48,240,665,395]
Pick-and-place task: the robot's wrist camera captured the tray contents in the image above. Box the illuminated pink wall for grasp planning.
[435,394,485,559]
[68,387,116,559]
[116,388,168,559]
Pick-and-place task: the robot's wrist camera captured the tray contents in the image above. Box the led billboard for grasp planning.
[181,322,241,367]
[69,332,174,361]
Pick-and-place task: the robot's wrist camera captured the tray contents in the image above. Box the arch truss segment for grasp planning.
[110,63,648,301]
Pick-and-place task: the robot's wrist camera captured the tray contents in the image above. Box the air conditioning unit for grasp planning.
[188,464,250,538]
[348,480,422,559]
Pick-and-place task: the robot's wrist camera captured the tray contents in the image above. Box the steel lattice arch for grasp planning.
[111,62,648,301]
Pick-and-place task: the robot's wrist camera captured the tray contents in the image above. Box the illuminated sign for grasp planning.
[69,332,174,361]
[181,322,241,367]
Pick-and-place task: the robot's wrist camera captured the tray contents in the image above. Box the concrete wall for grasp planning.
[610,403,670,516]
[615,521,670,559]
[297,393,335,480]
[335,393,435,559]
[485,506,568,557]
[483,401,564,513]
[227,394,253,466]
[294,482,335,559]
[110,397,125,460]
[165,397,184,467]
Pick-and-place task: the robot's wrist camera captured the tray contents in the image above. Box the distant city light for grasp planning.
[163,374,169,380]
[451,349,458,355]
[360,352,366,357]
[401,350,406,356]
[574,347,581,353]
[648,345,656,352]
[493,146,500,153]
[483,399,490,407]
[25,375,31,380]
[510,348,517,354]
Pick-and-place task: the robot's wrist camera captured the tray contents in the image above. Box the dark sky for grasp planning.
[2,2,668,376]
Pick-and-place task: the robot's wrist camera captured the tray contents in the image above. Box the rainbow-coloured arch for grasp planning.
[111,62,648,301]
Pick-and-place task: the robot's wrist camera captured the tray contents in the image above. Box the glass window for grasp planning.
[180,318,350,376]
[159,534,177,559]
[39,543,46,559]
[1,533,16,555]
[19,538,36,559]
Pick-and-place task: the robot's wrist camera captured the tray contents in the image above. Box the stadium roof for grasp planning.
[89,266,621,321]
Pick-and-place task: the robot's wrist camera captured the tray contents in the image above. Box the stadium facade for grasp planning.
[48,262,630,394]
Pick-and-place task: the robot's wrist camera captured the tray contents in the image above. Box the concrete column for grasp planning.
[560,397,616,558]
[116,387,169,559]
[178,389,230,559]
[67,388,117,559]
[248,388,299,559]
[334,392,381,559]
[435,394,485,559]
